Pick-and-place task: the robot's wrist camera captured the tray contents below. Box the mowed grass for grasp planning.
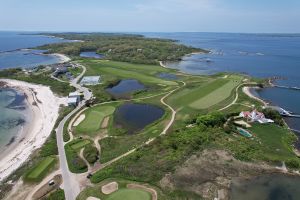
[249,124,296,161]
[189,79,240,109]
[70,140,91,150]
[106,189,151,200]
[80,60,177,86]
[75,106,116,135]
[168,77,240,110]
[25,156,56,182]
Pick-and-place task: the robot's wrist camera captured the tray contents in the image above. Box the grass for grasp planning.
[70,140,91,150]
[43,189,65,200]
[106,189,151,200]
[65,139,90,173]
[80,60,177,86]
[249,123,297,161]
[25,156,56,182]
[189,79,240,109]
[75,105,116,135]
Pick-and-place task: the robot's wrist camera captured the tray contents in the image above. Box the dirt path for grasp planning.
[25,169,61,200]
[79,148,91,170]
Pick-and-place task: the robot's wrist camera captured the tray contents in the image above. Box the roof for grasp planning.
[67,97,78,104]
[69,91,81,97]
[80,76,100,85]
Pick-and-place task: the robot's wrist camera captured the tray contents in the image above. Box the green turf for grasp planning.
[71,140,91,150]
[26,157,56,181]
[75,106,116,135]
[106,189,151,200]
[189,79,240,109]
[80,60,177,86]
[249,123,296,161]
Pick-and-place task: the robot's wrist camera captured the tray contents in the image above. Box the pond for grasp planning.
[157,72,178,80]
[114,103,165,134]
[106,79,145,98]
[230,173,300,200]
[79,51,104,59]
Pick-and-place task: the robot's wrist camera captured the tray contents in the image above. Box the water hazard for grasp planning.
[114,103,164,134]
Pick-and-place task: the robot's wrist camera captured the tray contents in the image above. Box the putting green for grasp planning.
[189,80,240,109]
[106,189,151,200]
[76,106,116,134]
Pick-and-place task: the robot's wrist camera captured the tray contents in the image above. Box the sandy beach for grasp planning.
[243,86,268,106]
[0,79,67,181]
[52,53,71,63]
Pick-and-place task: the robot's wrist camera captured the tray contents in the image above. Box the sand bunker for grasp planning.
[73,114,85,127]
[101,181,118,195]
[87,197,101,200]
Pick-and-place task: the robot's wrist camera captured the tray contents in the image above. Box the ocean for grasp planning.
[0,31,68,150]
[0,31,69,69]
[143,32,300,133]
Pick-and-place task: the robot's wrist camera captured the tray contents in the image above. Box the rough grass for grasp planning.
[65,139,90,173]
[106,189,151,200]
[75,106,116,135]
[25,156,56,182]
[71,140,91,150]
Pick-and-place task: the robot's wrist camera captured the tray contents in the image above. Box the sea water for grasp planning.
[0,88,28,151]
[143,32,300,131]
[0,31,69,69]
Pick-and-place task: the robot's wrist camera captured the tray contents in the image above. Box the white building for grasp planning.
[68,92,81,106]
[239,110,274,124]
[80,76,101,86]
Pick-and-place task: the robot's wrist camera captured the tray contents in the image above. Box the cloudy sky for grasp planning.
[0,0,299,33]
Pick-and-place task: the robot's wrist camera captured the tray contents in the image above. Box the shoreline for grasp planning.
[0,79,67,182]
[242,86,268,106]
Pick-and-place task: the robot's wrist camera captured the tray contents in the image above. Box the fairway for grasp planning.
[26,157,55,180]
[75,106,116,134]
[71,140,91,150]
[189,79,240,109]
[106,189,151,200]
[81,60,177,86]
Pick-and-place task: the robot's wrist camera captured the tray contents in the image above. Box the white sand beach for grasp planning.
[0,79,67,181]
[243,86,267,106]
[52,53,71,63]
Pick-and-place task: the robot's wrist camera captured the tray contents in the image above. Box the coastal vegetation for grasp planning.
[24,156,56,182]
[39,33,205,65]
[0,68,74,96]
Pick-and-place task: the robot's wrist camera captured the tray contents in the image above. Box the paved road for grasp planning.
[55,63,92,200]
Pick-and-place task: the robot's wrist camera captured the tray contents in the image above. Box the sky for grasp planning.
[0,0,300,33]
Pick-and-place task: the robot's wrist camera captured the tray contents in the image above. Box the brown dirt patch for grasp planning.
[101,181,118,195]
[160,149,278,200]
[101,116,110,129]
[32,174,62,200]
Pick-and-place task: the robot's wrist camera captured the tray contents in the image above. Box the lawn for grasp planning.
[25,156,56,182]
[189,79,240,109]
[75,105,116,135]
[167,76,241,111]
[249,123,296,161]
[80,60,177,86]
[106,189,151,200]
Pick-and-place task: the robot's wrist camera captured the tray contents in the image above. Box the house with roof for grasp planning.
[239,109,274,124]
[67,91,81,106]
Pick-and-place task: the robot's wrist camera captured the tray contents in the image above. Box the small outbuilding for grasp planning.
[68,91,81,106]
[80,76,100,86]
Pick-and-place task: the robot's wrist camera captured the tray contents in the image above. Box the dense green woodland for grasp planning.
[39,33,206,64]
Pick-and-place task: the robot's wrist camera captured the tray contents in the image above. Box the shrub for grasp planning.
[286,159,300,169]
[83,145,98,164]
